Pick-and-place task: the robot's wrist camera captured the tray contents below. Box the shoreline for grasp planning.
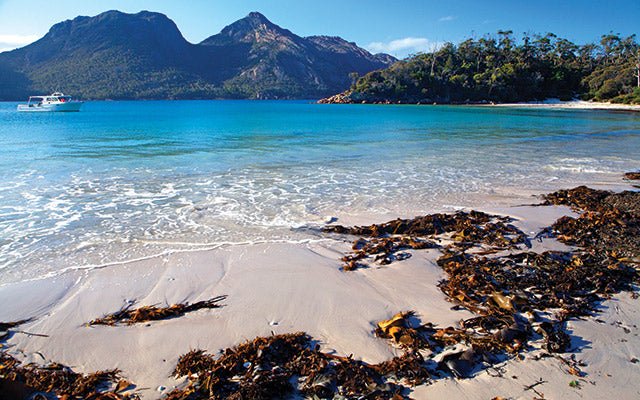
[317,94,640,112]
[484,99,640,112]
[1,181,639,399]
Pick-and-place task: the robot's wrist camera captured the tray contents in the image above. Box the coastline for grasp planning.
[2,179,639,399]
[484,100,640,112]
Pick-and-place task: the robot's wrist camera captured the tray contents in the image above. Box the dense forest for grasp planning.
[323,32,640,104]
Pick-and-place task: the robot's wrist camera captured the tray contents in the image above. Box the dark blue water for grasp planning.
[1,100,639,283]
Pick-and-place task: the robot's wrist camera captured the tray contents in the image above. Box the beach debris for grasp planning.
[168,332,417,399]
[0,318,48,343]
[523,378,547,398]
[555,354,586,377]
[0,319,33,331]
[541,186,611,211]
[374,311,432,350]
[323,185,639,386]
[439,347,477,378]
[536,322,571,353]
[0,350,137,399]
[543,187,640,260]
[325,211,527,270]
[88,295,227,326]
[624,171,640,180]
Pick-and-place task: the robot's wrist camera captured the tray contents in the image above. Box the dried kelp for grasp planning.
[543,187,640,258]
[88,295,227,326]
[624,171,640,180]
[168,332,413,400]
[0,319,32,331]
[1,319,33,343]
[325,211,496,237]
[438,251,636,319]
[322,185,639,387]
[0,351,136,399]
[541,186,612,211]
[342,236,439,270]
[326,211,527,270]
[374,311,434,352]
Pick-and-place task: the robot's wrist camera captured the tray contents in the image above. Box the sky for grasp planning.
[0,0,638,58]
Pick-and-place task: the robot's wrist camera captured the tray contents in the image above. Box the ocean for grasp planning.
[1,100,639,284]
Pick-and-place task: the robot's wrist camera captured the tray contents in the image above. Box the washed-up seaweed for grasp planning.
[167,332,416,400]
[319,185,639,388]
[1,319,33,343]
[341,237,439,270]
[624,171,640,180]
[541,186,612,211]
[542,186,640,259]
[326,211,527,270]
[324,211,497,237]
[88,295,227,326]
[0,319,32,332]
[0,351,136,399]
[438,250,636,319]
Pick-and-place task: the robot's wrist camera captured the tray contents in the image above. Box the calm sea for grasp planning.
[1,100,639,283]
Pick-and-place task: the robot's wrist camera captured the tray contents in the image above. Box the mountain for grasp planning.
[199,11,395,98]
[0,11,395,100]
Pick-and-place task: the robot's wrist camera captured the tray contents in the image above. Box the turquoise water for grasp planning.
[1,100,639,283]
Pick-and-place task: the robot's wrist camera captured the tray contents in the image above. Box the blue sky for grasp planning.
[0,0,638,58]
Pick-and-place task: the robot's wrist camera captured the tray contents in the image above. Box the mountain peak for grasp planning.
[201,11,294,46]
[245,11,271,24]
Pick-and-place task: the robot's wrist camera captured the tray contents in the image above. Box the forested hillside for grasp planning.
[321,32,640,104]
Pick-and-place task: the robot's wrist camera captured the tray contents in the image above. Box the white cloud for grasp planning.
[0,33,40,52]
[367,37,443,58]
[438,15,457,22]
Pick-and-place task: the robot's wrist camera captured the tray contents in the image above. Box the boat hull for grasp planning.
[17,102,83,112]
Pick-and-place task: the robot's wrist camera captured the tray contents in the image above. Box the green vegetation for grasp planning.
[343,32,640,104]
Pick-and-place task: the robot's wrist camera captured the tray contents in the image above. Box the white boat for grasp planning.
[17,92,83,112]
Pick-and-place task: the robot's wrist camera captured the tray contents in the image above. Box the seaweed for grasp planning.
[320,185,639,388]
[88,295,227,326]
[624,171,640,180]
[0,351,136,399]
[326,211,527,270]
[1,319,36,343]
[168,332,413,399]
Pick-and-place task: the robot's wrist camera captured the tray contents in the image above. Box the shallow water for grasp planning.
[1,100,639,283]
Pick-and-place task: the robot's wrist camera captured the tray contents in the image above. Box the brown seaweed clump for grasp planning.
[323,185,639,383]
[326,211,528,270]
[88,295,227,326]
[167,332,420,400]
[0,351,136,399]
[438,251,636,319]
[624,171,640,180]
[543,187,640,259]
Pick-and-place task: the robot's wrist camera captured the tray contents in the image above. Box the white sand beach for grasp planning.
[488,99,640,112]
[1,185,639,399]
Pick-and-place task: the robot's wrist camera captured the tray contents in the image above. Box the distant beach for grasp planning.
[486,99,640,112]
